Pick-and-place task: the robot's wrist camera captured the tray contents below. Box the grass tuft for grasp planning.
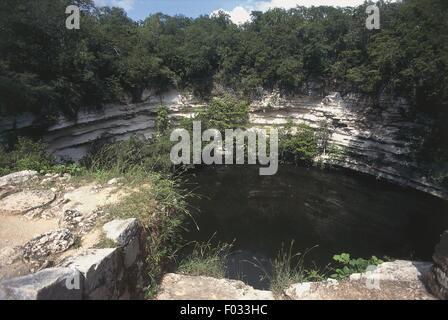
[177,238,233,279]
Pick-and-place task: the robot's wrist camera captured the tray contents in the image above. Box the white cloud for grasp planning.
[213,6,252,25]
[212,0,369,25]
[94,0,135,11]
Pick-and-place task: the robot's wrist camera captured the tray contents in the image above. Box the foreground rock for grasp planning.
[285,261,435,300]
[0,190,56,215]
[0,170,38,187]
[103,218,143,268]
[156,274,274,300]
[1,217,147,300]
[427,231,448,299]
[22,229,75,269]
[0,267,82,300]
[62,249,121,300]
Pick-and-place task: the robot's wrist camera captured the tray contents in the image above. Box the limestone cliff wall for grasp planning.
[0,89,446,199]
[250,91,446,199]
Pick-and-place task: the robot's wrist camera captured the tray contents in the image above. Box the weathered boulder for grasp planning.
[285,261,434,300]
[102,218,146,295]
[103,218,140,247]
[103,218,142,267]
[0,267,83,300]
[427,231,448,300]
[62,248,121,300]
[22,229,75,264]
[0,170,38,187]
[0,189,55,215]
[156,273,274,300]
[59,209,83,231]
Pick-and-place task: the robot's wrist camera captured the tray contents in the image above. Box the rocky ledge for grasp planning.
[0,218,146,300]
[285,261,434,300]
[156,261,436,301]
[156,273,274,300]
[0,171,147,300]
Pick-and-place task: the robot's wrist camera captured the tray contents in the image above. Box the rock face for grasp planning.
[22,229,76,268]
[62,249,121,300]
[0,90,445,199]
[285,261,434,300]
[1,218,146,300]
[0,90,187,161]
[427,231,448,300]
[103,218,146,295]
[103,218,140,246]
[249,92,447,199]
[156,273,274,300]
[0,190,56,215]
[0,268,83,300]
[0,170,38,187]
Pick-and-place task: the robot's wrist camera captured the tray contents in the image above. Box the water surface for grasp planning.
[183,165,448,289]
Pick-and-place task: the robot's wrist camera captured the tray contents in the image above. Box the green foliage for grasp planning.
[331,253,384,280]
[279,123,319,164]
[326,144,347,161]
[177,239,233,279]
[83,134,175,175]
[155,105,171,134]
[103,172,193,297]
[196,95,250,131]
[0,137,53,175]
[1,0,447,119]
[51,163,86,176]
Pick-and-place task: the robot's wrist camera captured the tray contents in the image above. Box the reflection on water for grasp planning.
[183,165,448,289]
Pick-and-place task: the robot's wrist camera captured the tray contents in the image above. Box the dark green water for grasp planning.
[183,165,448,289]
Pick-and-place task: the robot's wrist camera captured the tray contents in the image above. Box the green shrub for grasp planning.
[279,123,319,164]
[51,163,86,176]
[83,135,175,176]
[196,95,250,131]
[155,105,171,134]
[327,144,347,161]
[330,253,384,280]
[0,137,53,175]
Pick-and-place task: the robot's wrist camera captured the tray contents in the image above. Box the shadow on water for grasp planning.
[181,165,448,290]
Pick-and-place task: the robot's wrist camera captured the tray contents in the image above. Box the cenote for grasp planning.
[181,165,448,290]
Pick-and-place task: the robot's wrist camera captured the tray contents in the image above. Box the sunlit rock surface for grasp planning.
[156,273,274,300]
[285,261,434,300]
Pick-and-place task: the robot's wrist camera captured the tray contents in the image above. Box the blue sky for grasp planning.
[94,0,246,20]
[94,0,369,23]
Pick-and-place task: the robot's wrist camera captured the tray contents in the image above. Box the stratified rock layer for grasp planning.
[0,90,446,199]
